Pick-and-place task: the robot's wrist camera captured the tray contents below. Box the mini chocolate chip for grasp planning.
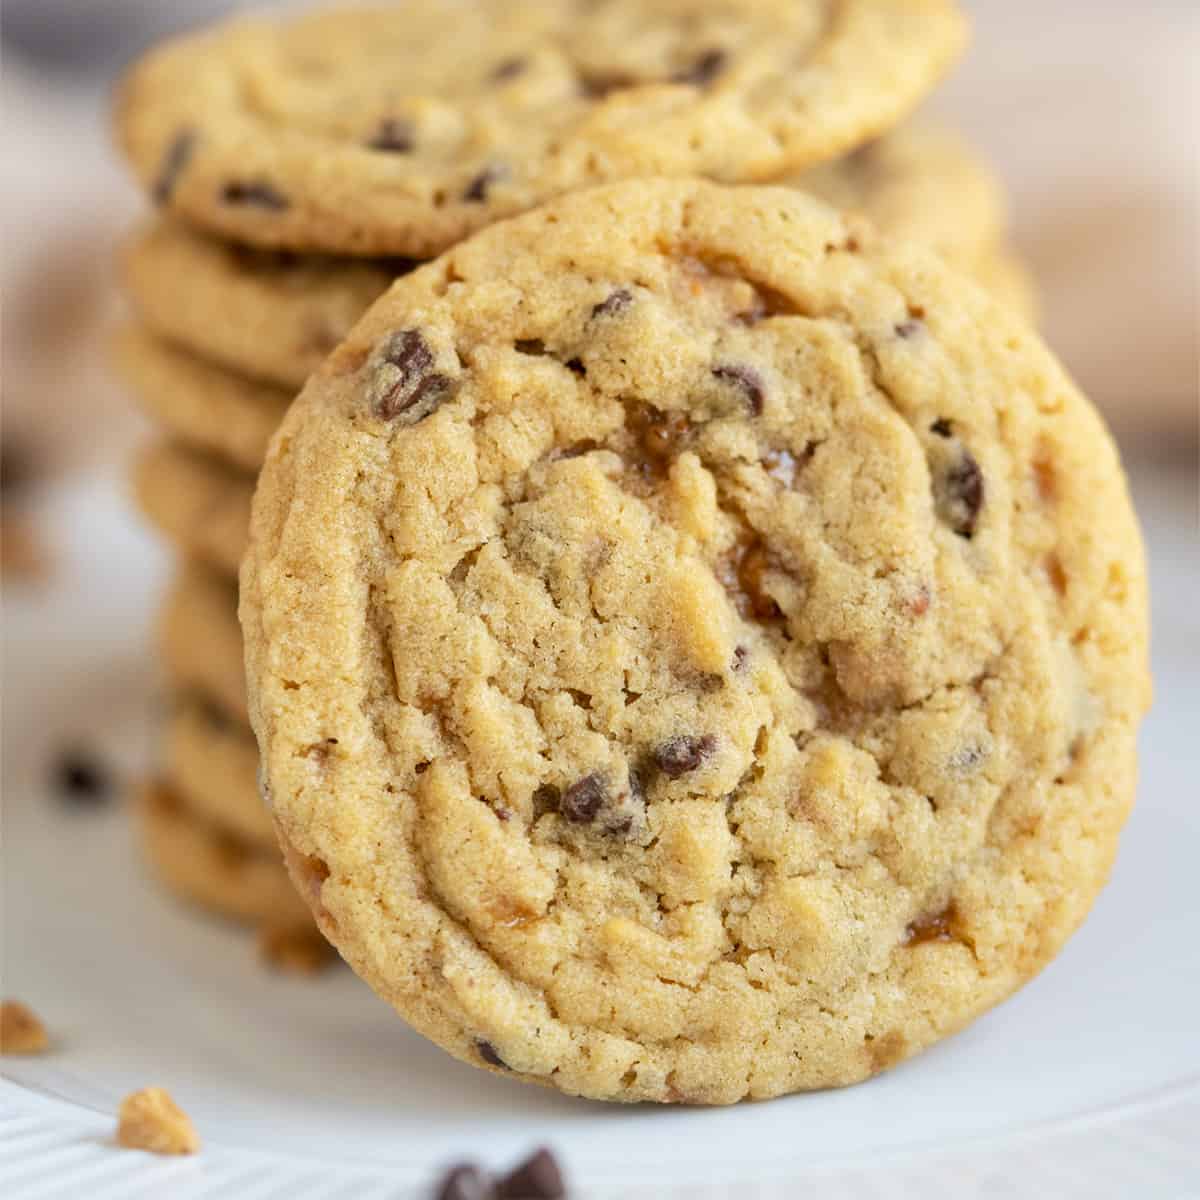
[930,418,953,438]
[52,749,112,807]
[476,1039,509,1069]
[463,165,507,203]
[565,357,586,376]
[712,364,765,416]
[671,48,727,86]
[369,329,456,423]
[654,734,716,778]
[895,319,923,339]
[591,289,632,319]
[496,1149,566,1200]
[939,451,985,538]
[436,1163,494,1200]
[732,644,749,671]
[515,339,546,356]
[367,118,414,152]
[560,773,607,823]
[492,56,527,82]
[221,180,289,210]
[153,129,196,204]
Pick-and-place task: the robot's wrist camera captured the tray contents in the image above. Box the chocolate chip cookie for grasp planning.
[116,0,967,256]
[114,325,290,472]
[132,442,251,578]
[242,180,1149,1104]
[159,564,247,721]
[163,696,271,847]
[121,221,405,388]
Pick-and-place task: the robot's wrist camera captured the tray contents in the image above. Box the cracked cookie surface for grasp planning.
[242,180,1148,1103]
[116,0,966,256]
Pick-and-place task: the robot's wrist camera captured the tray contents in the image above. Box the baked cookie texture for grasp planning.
[159,564,248,721]
[121,221,403,388]
[164,696,272,846]
[114,325,290,472]
[132,441,252,578]
[116,0,967,256]
[242,180,1148,1105]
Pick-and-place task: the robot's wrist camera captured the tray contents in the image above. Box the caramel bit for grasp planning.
[258,923,335,975]
[721,538,783,622]
[1,999,48,1054]
[904,904,962,947]
[116,1088,200,1156]
[1033,450,1058,503]
[1045,553,1068,596]
[627,402,691,482]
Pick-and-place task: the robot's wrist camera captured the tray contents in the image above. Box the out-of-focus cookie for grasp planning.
[131,442,251,578]
[243,180,1149,1104]
[136,780,309,927]
[163,696,271,847]
[120,221,403,388]
[116,0,966,256]
[114,324,290,471]
[158,565,246,722]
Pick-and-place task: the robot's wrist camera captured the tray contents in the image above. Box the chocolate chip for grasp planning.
[52,749,112,807]
[654,734,716,778]
[671,48,727,86]
[930,418,953,438]
[367,118,414,153]
[492,57,527,82]
[515,339,547,356]
[532,784,561,816]
[221,180,289,210]
[560,773,607,823]
[712,364,765,416]
[938,451,985,538]
[463,165,507,203]
[368,329,456,423]
[153,129,196,204]
[496,1149,566,1200]
[591,289,632,319]
[895,319,923,339]
[565,357,586,376]
[436,1163,494,1200]
[476,1039,509,1069]
[732,645,749,671]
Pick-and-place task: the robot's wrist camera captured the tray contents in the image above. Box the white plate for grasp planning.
[3,462,1199,1199]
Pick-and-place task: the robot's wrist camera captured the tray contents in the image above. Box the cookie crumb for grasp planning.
[116,1088,199,1155]
[258,923,335,975]
[1,1000,49,1054]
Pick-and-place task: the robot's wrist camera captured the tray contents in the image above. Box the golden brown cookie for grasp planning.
[158,565,247,722]
[136,780,309,927]
[116,0,967,256]
[242,180,1148,1104]
[132,441,251,578]
[163,695,271,847]
[114,324,290,472]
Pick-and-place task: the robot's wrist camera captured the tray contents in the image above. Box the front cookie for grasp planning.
[242,181,1148,1104]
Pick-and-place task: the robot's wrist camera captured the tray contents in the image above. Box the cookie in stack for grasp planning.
[111,1,1052,997]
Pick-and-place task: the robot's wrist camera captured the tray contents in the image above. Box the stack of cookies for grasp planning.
[111,2,1041,971]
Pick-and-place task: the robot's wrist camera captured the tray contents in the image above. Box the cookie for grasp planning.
[163,696,272,847]
[242,180,1149,1104]
[116,0,967,256]
[121,221,403,389]
[114,325,290,472]
[136,780,309,927]
[132,441,251,578]
[159,565,247,722]
[794,124,1004,271]
[971,246,1039,325]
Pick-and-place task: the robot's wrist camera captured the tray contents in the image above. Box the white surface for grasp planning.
[2,459,1198,1198]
